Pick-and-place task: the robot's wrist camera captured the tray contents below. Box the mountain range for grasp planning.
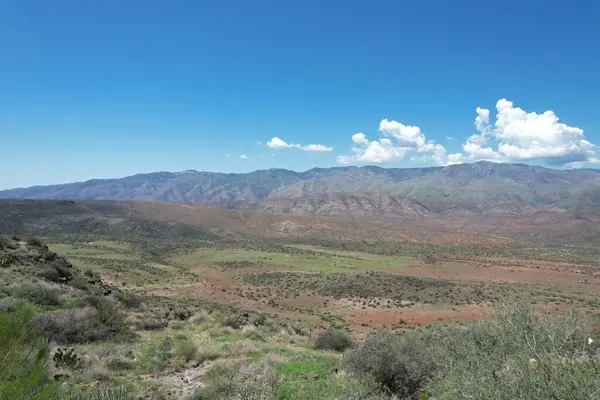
[2,161,600,221]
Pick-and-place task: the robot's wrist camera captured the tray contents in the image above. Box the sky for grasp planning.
[1,0,600,189]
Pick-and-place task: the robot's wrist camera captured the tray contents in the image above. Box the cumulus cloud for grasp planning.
[337,121,448,165]
[339,99,598,168]
[446,99,597,166]
[240,154,249,160]
[266,137,333,152]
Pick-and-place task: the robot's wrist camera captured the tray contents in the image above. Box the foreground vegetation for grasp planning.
[3,229,600,399]
[3,296,599,399]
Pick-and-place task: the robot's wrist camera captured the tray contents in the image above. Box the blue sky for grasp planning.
[1,0,600,189]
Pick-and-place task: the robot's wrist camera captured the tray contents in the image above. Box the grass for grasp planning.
[48,240,195,286]
[173,247,413,273]
[47,243,137,261]
[0,304,62,400]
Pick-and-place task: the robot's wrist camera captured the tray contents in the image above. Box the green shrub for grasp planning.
[26,238,45,247]
[344,302,600,399]
[74,296,125,327]
[37,257,74,283]
[425,302,600,399]
[34,297,126,344]
[69,276,90,291]
[10,282,61,306]
[175,339,198,363]
[66,385,131,400]
[343,329,437,398]
[37,266,62,282]
[0,305,61,400]
[191,362,278,400]
[106,357,135,371]
[221,314,246,329]
[196,346,222,362]
[0,296,19,313]
[314,329,353,352]
[136,336,174,374]
[112,291,142,309]
[134,317,165,331]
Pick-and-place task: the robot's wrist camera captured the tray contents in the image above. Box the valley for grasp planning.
[2,197,600,399]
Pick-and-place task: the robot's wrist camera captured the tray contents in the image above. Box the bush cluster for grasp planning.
[34,296,127,344]
[314,329,353,352]
[343,302,600,399]
[9,282,62,307]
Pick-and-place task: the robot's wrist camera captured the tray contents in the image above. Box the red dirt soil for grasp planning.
[344,304,488,325]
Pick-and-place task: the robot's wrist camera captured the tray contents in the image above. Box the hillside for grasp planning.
[0,199,419,243]
[2,199,600,250]
[2,162,600,220]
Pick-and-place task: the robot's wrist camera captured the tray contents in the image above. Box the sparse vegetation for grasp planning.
[1,196,600,400]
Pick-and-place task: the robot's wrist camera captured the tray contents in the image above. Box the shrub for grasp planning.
[37,258,73,283]
[106,357,135,371]
[66,385,131,400]
[314,329,353,352]
[221,314,246,329]
[37,266,61,282]
[10,282,61,306]
[112,291,142,309]
[196,346,222,362]
[0,305,61,400]
[26,238,44,247]
[136,336,174,374]
[344,302,600,399]
[343,329,437,397]
[133,317,165,331]
[175,339,199,363]
[191,361,278,400]
[425,302,600,399]
[0,235,15,249]
[188,311,212,325]
[69,275,90,291]
[74,296,124,327]
[0,296,19,313]
[34,297,126,344]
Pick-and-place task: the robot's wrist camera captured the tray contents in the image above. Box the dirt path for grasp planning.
[159,362,212,399]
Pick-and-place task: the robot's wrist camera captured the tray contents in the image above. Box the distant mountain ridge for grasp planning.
[2,161,600,220]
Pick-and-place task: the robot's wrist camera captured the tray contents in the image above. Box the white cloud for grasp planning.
[352,133,369,145]
[339,99,598,168]
[338,120,448,164]
[266,137,333,152]
[225,153,231,157]
[266,137,291,149]
[446,136,456,141]
[240,154,250,160]
[446,99,597,166]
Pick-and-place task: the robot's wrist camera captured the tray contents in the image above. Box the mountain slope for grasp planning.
[2,162,600,220]
[0,199,420,243]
